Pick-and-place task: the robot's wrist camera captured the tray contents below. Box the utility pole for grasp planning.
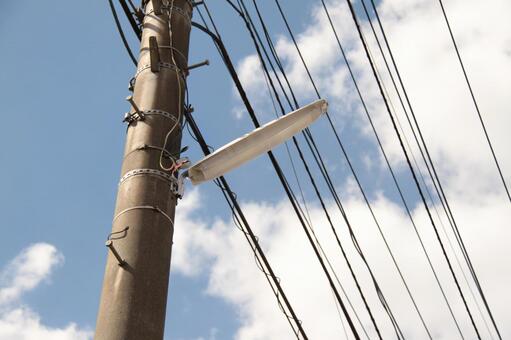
[95,0,192,339]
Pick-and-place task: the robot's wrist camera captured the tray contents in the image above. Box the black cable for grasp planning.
[369,0,501,337]
[228,1,389,337]
[261,48,373,340]
[107,0,138,66]
[256,19,366,338]
[235,2,387,338]
[249,3,408,338]
[437,3,505,336]
[438,0,510,205]
[118,0,142,39]
[345,0,482,338]
[126,0,137,13]
[355,1,484,337]
[191,20,361,340]
[184,108,308,340]
[318,1,470,338]
[269,1,411,337]
[197,11,363,336]
[367,0,500,336]
[183,73,306,339]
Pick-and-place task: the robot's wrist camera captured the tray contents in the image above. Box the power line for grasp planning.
[268,1,423,337]
[318,1,468,338]
[184,107,308,339]
[437,0,510,206]
[345,0,482,337]
[357,0,498,337]
[191,18,361,340]
[260,35,373,339]
[117,0,141,39]
[249,1,412,336]
[368,1,502,338]
[107,0,138,65]
[234,0,400,336]
[198,5,365,336]
[353,1,469,336]
[437,3,505,336]
[232,1,384,337]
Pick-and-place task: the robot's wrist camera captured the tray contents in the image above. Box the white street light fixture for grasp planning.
[177,99,327,196]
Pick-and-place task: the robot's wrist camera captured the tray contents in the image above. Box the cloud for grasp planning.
[0,243,63,306]
[173,189,510,339]
[173,0,511,338]
[0,307,91,340]
[235,0,511,200]
[0,243,92,340]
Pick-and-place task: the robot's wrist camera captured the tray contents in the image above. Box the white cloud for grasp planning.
[236,0,511,200]
[0,307,91,340]
[0,243,92,340]
[173,189,511,339]
[174,0,511,338]
[0,243,62,306]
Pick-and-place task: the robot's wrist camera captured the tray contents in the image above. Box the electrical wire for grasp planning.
[360,0,500,337]
[356,1,498,338]
[248,3,409,338]
[180,72,307,339]
[262,1,420,336]
[118,0,142,39]
[191,17,361,340]
[345,0,482,337]
[183,108,308,339]
[159,0,183,172]
[107,0,138,65]
[262,54,372,339]
[437,3,505,336]
[317,0,473,337]
[231,1,385,337]
[126,0,137,13]
[367,1,501,338]
[437,0,510,206]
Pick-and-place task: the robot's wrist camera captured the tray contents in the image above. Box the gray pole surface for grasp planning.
[95,1,192,338]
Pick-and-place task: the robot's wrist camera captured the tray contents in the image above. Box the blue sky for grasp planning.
[1,0,510,339]
[0,1,326,338]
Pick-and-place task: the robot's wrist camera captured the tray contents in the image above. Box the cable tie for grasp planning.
[113,205,173,226]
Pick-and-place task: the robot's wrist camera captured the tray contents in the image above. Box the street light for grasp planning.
[177,99,328,195]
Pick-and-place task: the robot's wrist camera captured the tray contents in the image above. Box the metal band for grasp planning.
[142,109,178,122]
[133,62,185,82]
[113,205,173,226]
[119,168,178,189]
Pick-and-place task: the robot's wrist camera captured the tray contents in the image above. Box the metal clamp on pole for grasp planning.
[106,240,126,266]
[185,59,209,75]
[123,95,145,123]
[105,226,129,266]
[149,36,160,72]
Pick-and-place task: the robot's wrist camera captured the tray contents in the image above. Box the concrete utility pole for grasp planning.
[95,1,192,339]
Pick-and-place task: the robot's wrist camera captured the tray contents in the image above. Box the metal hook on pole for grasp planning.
[105,240,126,266]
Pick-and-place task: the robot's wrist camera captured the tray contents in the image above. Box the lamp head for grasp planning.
[186,99,328,185]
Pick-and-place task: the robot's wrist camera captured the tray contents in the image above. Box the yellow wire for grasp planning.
[159,0,182,172]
